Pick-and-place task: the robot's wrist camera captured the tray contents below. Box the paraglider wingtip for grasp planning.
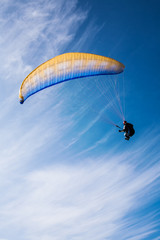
[19,96,24,104]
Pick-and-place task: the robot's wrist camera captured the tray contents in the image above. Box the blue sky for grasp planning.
[0,0,160,239]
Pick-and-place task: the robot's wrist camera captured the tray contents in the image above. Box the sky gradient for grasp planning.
[0,0,160,239]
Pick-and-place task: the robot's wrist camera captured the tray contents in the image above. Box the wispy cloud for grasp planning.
[0,0,88,89]
[0,0,91,202]
[0,0,92,168]
[0,134,159,240]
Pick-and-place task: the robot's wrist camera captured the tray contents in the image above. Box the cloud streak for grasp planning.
[0,133,160,240]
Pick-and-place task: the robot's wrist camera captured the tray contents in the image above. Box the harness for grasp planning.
[126,123,135,136]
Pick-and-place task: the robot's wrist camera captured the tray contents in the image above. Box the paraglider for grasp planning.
[19,52,133,137]
[19,52,125,104]
[118,121,135,140]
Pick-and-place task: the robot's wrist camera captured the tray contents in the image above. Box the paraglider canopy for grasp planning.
[19,52,125,104]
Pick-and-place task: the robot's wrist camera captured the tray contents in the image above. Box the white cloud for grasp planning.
[0,0,88,90]
[0,134,160,240]
[0,0,91,200]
